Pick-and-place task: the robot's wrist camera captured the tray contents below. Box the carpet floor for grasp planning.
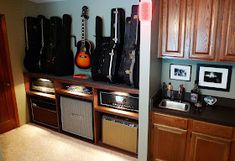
[0,124,137,161]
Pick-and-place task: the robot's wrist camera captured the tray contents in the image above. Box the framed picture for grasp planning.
[169,64,191,81]
[196,64,232,91]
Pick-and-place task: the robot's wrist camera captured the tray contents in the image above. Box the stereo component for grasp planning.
[99,90,139,112]
[31,78,55,94]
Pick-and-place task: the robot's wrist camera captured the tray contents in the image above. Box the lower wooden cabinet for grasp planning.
[151,123,187,161]
[188,132,231,161]
[150,112,235,161]
[150,113,188,161]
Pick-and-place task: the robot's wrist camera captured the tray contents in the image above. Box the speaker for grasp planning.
[60,96,93,140]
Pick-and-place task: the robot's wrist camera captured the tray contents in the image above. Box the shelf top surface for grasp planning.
[24,72,139,94]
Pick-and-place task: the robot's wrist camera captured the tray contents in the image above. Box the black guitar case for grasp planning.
[23,16,42,72]
[41,16,62,74]
[118,5,140,88]
[91,8,125,82]
[54,14,74,76]
[41,15,74,75]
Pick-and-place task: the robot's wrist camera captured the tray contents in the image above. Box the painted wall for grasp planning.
[161,59,235,99]
[35,0,138,75]
[0,0,38,125]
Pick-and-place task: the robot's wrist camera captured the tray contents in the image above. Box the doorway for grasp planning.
[0,14,19,133]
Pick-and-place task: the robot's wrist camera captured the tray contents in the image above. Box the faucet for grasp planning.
[178,84,185,102]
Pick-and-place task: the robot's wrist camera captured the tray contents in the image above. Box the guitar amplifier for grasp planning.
[102,115,138,153]
[60,96,93,140]
[99,90,139,112]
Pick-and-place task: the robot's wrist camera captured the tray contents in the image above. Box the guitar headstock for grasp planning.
[81,6,89,20]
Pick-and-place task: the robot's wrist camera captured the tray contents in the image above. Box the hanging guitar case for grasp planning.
[91,8,125,82]
[23,16,42,72]
[54,14,74,76]
[118,5,140,88]
[41,15,74,75]
[41,16,62,74]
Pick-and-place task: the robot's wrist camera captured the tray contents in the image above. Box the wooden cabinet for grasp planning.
[187,0,219,60]
[159,0,235,62]
[159,0,186,58]
[188,132,231,161]
[187,120,233,161]
[150,113,188,161]
[24,72,139,156]
[150,113,234,161]
[219,0,235,61]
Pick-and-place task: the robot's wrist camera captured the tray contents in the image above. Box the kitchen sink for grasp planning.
[159,99,191,112]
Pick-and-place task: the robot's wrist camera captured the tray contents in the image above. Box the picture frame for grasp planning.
[169,64,192,81]
[196,64,232,91]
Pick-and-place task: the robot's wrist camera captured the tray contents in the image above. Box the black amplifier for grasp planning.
[99,90,139,112]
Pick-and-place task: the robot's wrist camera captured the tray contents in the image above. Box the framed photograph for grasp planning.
[169,64,191,81]
[196,64,232,91]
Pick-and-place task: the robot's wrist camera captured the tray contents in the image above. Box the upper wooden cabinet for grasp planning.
[187,0,219,60]
[219,0,235,61]
[159,0,235,62]
[159,0,186,58]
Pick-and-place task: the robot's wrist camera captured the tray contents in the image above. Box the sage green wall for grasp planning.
[0,0,39,125]
[161,59,235,99]
[36,0,138,75]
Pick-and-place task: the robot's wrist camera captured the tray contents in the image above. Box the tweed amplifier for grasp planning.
[102,115,138,153]
[99,90,139,112]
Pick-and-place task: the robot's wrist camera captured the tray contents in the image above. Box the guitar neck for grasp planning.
[81,17,86,47]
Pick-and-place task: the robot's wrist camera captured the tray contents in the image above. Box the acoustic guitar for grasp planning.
[75,6,93,69]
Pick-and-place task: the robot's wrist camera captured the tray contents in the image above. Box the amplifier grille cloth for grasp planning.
[60,96,93,140]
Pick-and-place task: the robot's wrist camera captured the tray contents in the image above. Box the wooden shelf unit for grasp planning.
[23,72,139,155]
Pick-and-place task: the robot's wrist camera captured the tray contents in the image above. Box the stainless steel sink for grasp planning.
[159,99,191,112]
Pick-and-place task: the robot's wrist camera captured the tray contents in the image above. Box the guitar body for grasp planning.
[75,40,92,69]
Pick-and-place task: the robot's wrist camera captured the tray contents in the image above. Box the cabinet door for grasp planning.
[188,132,231,161]
[150,123,187,161]
[219,0,235,61]
[160,0,186,58]
[188,0,219,60]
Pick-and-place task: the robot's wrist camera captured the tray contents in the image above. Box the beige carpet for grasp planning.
[0,124,137,161]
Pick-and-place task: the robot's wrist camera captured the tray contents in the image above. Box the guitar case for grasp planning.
[23,16,42,72]
[41,15,74,75]
[118,5,140,88]
[92,8,125,82]
[41,16,62,74]
[54,14,74,76]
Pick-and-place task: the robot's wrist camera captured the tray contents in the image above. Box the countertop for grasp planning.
[152,102,235,127]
